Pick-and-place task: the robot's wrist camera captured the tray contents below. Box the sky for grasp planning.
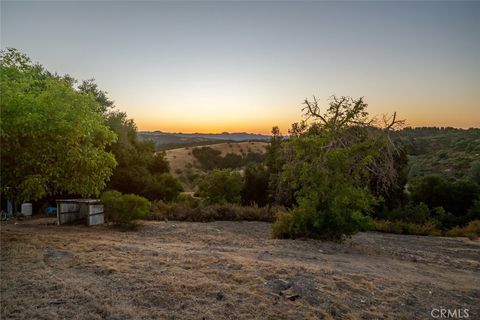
[1,1,479,134]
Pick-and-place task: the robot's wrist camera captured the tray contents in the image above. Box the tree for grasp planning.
[409,175,479,223]
[78,78,114,113]
[101,102,181,201]
[469,161,480,184]
[143,173,183,202]
[242,164,269,206]
[197,169,243,204]
[265,126,295,206]
[271,95,403,241]
[0,48,117,201]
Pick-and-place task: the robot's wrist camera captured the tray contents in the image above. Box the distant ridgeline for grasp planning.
[138,128,480,180]
[393,127,480,180]
[138,131,271,150]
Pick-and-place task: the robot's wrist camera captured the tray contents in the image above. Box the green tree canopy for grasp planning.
[271,95,404,241]
[197,169,243,204]
[0,48,117,201]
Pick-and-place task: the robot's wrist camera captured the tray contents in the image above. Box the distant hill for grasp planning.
[138,131,271,150]
[394,127,480,180]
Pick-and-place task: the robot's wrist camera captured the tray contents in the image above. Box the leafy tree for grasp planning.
[191,146,265,171]
[197,169,243,204]
[222,153,243,169]
[143,173,183,202]
[386,202,430,224]
[265,126,296,206]
[271,95,403,241]
[78,78,114,113]
[0,48,117,201]
[408,175,479,228]
[241,164,269,206]
[149,152,170,175]
[191,147,222,170]
[469,161,480,184]
[409,176,479,216]
[409,175,450,209]
[84,88,181,202]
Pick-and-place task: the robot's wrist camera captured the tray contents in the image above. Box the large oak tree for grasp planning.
[0,49,117,201]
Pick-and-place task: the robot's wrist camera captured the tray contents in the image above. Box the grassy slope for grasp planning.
[165,141,268,191]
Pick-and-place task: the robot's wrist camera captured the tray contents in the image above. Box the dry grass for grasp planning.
[1,218,479,319]
[149,201,279,222]
[446,220,480,240]
[373,219,442,236]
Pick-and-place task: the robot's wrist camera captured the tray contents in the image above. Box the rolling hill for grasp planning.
[165,141,268,191]
[138,131,270,150]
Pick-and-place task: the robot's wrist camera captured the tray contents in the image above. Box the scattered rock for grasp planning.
[281,287,300,301]
[216,291,225,301]
[264,276,320,305]
[265,278,291,294]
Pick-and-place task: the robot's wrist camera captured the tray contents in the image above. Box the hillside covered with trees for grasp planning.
[395,127,480,181]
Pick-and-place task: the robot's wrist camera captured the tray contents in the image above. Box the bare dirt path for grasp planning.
[1,219,479,319]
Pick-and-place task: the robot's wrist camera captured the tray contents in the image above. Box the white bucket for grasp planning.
[21,203,33,216]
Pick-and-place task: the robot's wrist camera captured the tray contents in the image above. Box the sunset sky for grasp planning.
[2,1,479,134]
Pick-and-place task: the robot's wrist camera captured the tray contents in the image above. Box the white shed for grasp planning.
[56,199,104,226]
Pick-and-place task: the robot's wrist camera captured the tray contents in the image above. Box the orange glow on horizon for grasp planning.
[135,113,480,134]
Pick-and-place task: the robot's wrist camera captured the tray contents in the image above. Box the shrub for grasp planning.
[101,191,151,230]
[374,219,442,236]
[271,180,376,242]
[271,211,294,239]
[386,202,430,224]
[197,169,243,204]
[148,201,278,222]
[446,220,480,240]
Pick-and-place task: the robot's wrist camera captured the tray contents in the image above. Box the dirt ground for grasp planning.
[1,218,479,320]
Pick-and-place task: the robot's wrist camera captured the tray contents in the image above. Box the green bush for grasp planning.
[272,186,375,242]
[101,191,151,229]
[197,169,243,204]
[386,202,430,224]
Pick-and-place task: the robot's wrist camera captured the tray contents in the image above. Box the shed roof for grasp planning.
[56,199,101,204]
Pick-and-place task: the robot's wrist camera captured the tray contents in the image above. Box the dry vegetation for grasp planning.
[1,218,479,319]
[165,141,268,190]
